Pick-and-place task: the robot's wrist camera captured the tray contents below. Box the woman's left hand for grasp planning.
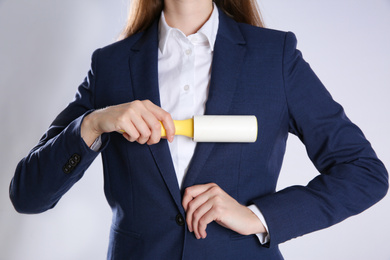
[182,183,266,239]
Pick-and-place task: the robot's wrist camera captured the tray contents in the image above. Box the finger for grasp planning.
[191,189,225,239]
[139,109,163,145]
[185,191,211,233]
[120,122,139,142]
[183,183,219,232]
[182,189,195,213]
[160,114,175,143]
[197,204,220,239]
[143,100,175,142]
[182,183,216,211]
[191,199,215,239]
[130,114,152,144]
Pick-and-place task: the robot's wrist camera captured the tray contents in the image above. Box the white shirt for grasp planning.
[91,3,269,244]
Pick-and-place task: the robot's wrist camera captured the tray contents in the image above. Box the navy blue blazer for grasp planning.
[10,9,388,260]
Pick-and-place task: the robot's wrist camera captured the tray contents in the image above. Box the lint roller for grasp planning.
[161,115,257,143]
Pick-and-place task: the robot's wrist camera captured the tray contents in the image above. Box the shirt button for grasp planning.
[176,213,185,226]
[185,49,192,55]
[184,85,190,91]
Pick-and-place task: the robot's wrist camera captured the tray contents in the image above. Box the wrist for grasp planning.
[243,205,267,235]
[81,112,102,147]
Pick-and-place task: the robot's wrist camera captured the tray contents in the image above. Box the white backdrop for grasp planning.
[1,0,389,259]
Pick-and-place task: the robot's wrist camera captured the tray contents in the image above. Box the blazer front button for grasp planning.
[176,213,185,226]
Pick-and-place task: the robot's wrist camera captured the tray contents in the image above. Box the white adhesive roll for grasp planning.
[193,115,258,143]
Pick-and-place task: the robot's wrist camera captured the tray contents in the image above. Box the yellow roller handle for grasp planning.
[161,118,194,138]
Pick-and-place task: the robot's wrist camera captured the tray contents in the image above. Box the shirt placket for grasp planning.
[177,37,196,178]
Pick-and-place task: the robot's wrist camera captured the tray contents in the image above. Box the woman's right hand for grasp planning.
[81,100,175,147]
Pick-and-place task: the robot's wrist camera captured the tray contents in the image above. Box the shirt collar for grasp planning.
[158,2,219,54]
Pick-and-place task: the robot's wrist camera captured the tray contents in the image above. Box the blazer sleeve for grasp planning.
[253,32,388,247]
[10,49,109,214]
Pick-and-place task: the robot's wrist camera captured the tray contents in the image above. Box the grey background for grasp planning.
[1,0,389,259]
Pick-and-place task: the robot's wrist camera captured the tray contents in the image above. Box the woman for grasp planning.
[10,0,388,259]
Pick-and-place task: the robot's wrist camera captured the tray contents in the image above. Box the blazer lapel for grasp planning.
[182,10,247,190]
[128,21,184,214]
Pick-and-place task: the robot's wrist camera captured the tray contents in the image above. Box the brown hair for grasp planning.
[120,0,264,39]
